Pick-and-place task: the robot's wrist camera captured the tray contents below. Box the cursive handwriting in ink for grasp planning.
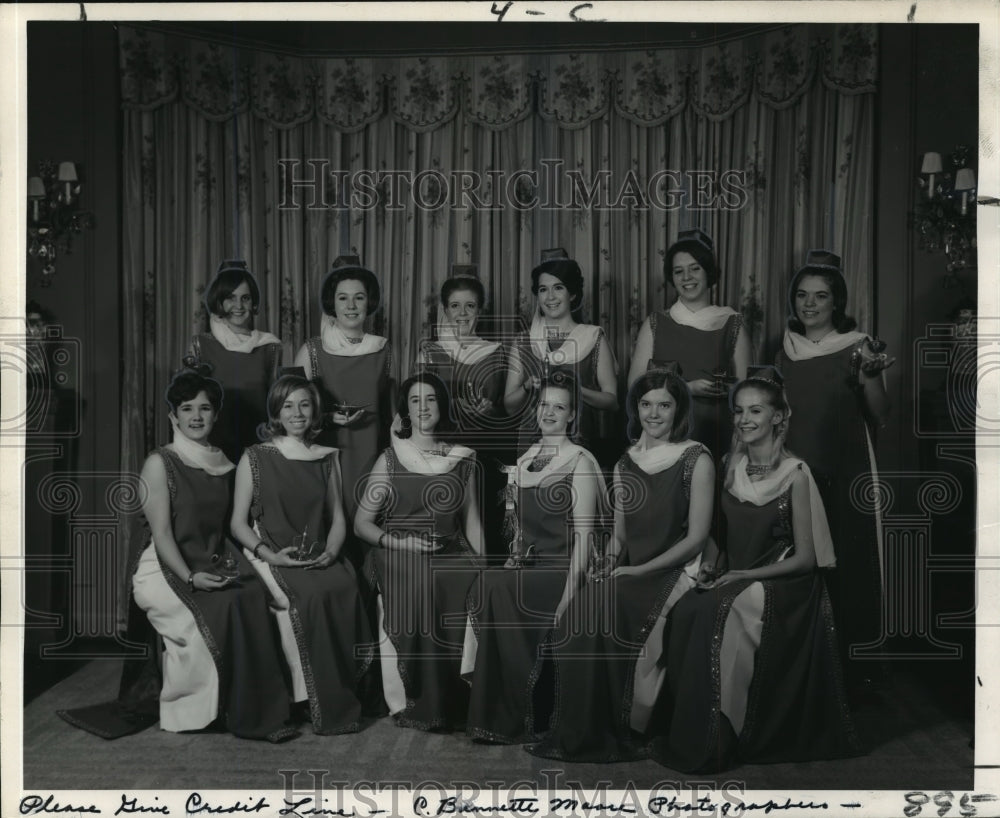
[185,794,269,814]
[279,798,356,817]
[116,795,170,815]
[20,795,101,815]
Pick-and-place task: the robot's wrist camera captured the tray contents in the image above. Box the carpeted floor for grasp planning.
[21,659,972,791]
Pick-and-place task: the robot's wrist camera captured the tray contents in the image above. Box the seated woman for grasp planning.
[231,374,374,735]
[650,367,862,772]
[526,366,713,761]
[131,364,295,741]
[354,373,484,731]
[464,371,607,744]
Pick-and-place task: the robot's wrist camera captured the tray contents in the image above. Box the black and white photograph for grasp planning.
[3,2,998,815]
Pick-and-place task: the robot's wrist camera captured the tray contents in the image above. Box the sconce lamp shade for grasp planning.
[921,152,943,174]
[57,162,78,182]
[27,177,45,199]
[954,168,977,191]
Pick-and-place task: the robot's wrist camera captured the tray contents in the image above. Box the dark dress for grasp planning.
[365,446,482,730]
[527,444,706,761]
[465,464,581,744]
[246,444,374,735]
[776,342,882,686]
[421,341,510,559]
[650,479,861,772]
[191,333,282,464]
[510,329,606,457]
[649,311,742,460]
[142,448,293,740]
[306,338,392,520]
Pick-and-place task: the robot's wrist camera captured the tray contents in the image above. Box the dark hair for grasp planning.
[165,361,224,414]
[394,372,455,439]
[204,266,261,319]
[440,276,486,310]
[786,267,857,334]
[320,267,381,317]
[664,239,720,288]
[530,259,585,320]
[262,374,323,441]
[625,370,693,443]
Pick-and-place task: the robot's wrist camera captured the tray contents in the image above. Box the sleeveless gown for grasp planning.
[649,311,741,460]
[131,448,294,740]
[650,480,862,772]
[526,444,705,761]
[191,334,282,464]
[365,447,482,730]
[465,468,578,743]
[776,343,883,686]
[245,444,375,734]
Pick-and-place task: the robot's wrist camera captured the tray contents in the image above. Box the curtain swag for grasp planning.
[120,24,877,131]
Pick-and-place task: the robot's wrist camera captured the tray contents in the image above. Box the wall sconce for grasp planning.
[27,159,94,286]
[910,145,977,288]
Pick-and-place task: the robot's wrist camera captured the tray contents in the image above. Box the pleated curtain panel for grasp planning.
[117,22,876,626]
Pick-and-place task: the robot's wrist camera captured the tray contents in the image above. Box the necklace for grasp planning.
[346,336,364,345]
[745,462,773,477]
[527,453,555,473]
[416,443,449,457]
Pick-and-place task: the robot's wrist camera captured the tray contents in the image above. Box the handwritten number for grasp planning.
[934,791,954,817]
[491,1,513,21]
[905,792,931,817]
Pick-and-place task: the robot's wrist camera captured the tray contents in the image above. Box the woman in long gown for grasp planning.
[231,374,374,735]
[465,372,608,744]
[130,366,294,741]
[294,256,391,522]
[190,260,283,464]
[354,373,484,731]
[775,250,893,695]
[526,367,713,761]
[419,274,509,558]
[503,250,618,461]
[650,368,862,772]
[628,229,750,460]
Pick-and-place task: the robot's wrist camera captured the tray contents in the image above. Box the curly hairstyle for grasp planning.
[165,360,223,414]
[260,374,324,441]
[530,258,585,321]
[394,371,455,439]
[625,369,693,443]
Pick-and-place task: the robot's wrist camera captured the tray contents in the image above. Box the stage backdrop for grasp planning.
[117,22,876,620]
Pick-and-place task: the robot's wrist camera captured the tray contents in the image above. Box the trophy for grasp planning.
[292,525,323,562]
[587,534,615,582]
[212,548,240,580]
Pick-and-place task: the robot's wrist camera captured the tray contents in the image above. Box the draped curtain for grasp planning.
[119,24,877,584]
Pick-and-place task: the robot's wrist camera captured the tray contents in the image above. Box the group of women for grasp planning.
[116,233,893,771]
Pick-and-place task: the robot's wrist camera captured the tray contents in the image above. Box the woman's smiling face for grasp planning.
[670,251,709,304]
[536,273,572,321]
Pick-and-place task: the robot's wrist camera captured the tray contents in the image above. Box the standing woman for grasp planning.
[628,230,751,460]
[130,365,294,741]
[420,273,509,557]
[294,255,392,522]
[354,373,484,731]
[503,249,618,460]
[650,369,861,772]
[231,374,374,735]
[466,372,608,744]
[190,260,283,464]
[526,367,713,761]
[775,250,892,695]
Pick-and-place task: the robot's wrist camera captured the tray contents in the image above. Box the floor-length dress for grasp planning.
[777,333,883,685]
[464,444,604,744]
[365,442,482,730]
[191,333,282,464]
[421,340,510,558]
[649,309,741,460]
[306,337,391,519]
[527,443,707,761]
[510,326,609,457]
[244,443,374,734]
[130,448,294,740]
[650,458,861,772]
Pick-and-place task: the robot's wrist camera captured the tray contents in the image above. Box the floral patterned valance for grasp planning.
[120,23,876,130]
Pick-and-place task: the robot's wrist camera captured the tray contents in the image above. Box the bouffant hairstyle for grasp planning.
[394,371,455,439]
[320,266,381,318]
[261,374,324,441]
[786,266,858,334]
[165,362,223,414]
[664,236,720,288]
[530,258,585,319]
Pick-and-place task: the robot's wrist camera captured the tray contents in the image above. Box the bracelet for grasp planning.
[187,572,196,591]
[378,533,387,548]
[253,542,267,560]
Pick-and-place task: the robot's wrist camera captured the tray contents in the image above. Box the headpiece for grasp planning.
[540,247,570,262]
[797,249,843,276]
[675,228,714,253]
[744,364,784,389]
